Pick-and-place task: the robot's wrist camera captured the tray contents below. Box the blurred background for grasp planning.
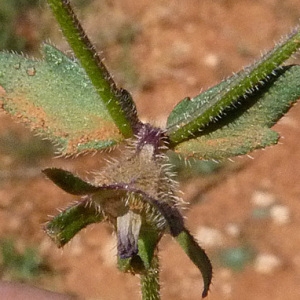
[0,0,300,299]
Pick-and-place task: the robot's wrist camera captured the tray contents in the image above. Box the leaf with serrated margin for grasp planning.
[0,44,137,156]
[171,65,300,160]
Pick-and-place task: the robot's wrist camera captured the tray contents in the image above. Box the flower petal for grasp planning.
[117,211,142,258]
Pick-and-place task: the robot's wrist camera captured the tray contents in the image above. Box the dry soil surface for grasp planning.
[1,1,300,300]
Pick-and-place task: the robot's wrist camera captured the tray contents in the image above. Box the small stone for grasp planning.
[195,226,224,248]
[254,253,282,274]
[225,223,240,238]
[251,190,276,207]
[204,53,219,67]
[270,205,291,225]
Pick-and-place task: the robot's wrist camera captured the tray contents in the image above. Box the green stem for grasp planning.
[46,0,133,138]
[140,254,160,300]
[167,26,300,144]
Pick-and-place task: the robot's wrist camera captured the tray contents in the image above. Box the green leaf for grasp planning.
[43,168,100,195]
[175,229,212,298]
[137,226,161,270]
[167,26,300,144]
[46,0,137,139]
[0,44,126,155]
[45,198,103,247]
[170,65,300,160]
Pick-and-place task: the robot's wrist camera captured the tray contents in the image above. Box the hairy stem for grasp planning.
[46,0,134,138]
[140,254,160,300]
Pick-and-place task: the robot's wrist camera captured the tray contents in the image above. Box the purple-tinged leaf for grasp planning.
[43,168,99,195]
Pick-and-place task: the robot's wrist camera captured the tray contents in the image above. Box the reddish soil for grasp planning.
[1,1,300,300]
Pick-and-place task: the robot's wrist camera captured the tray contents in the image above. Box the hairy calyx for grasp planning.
[44,123,212,297]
